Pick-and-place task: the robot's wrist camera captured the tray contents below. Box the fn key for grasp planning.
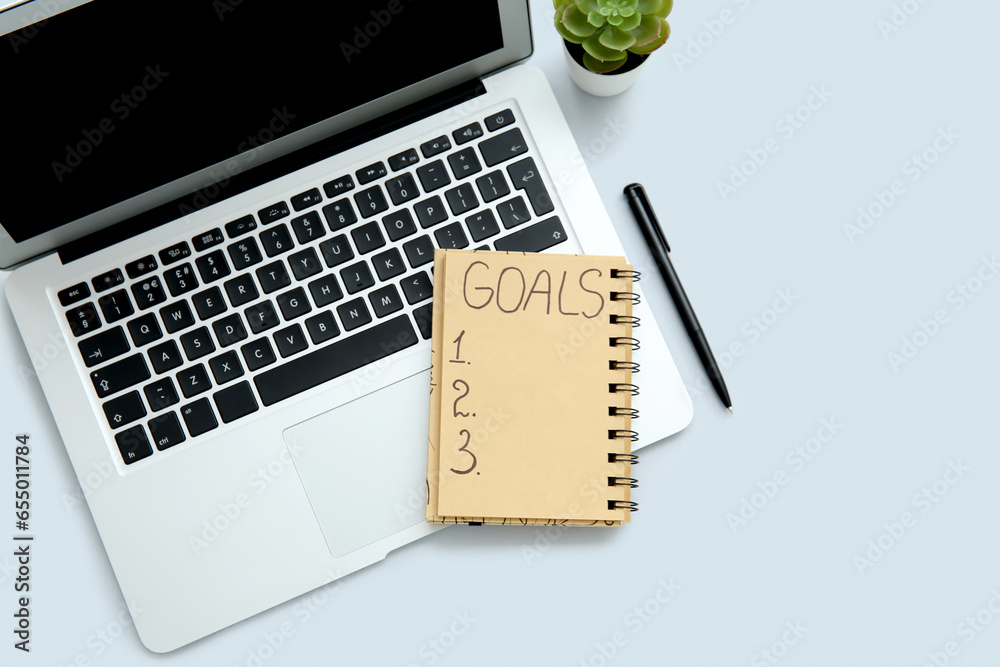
[494,216,568,253]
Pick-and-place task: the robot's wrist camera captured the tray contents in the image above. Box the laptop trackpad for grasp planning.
[283,371,430,558]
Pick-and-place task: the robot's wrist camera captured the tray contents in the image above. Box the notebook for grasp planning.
[427,249,641,525]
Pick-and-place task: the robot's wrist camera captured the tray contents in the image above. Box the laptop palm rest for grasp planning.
[282,371,430,558]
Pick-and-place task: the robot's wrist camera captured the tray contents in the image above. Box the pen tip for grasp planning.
[727,407,734,414]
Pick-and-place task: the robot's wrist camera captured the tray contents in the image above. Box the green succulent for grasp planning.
[554,0,673,74]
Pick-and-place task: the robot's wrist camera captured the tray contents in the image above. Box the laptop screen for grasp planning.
[0,0,509,248]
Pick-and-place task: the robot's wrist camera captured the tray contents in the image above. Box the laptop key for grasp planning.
[212,313,248,347]
[386,173,419,206]
[416,160,451,192]
[323,174,355,198]
[319,234,355,268]
[413,303,433,340]
[191,286,227,320]
[224,274,259,307]
[323,199,358,231]
[91,354,150,398]
[401,272,433,305]
[256,261,291,293]
[290,211,326,244]
[241,338,277,371]
[352,222,386,254]
[192,228,224,252]
[485,109,515,131]
[245,301,280,334]
[291,188,323,212]
[354,186,389,218]
[149,340,183,374]
[144,377,179,412]
[372,248,406,281]
[277,287,311,320]
[337,298,372,332]
[228,237,263,270]
[195,249,231,283]
[214,381,259,423]
[288,247,322,281]
[103,390,146,429]
[305,311,339,344]
[308,275,344,307]
[131,276,167,311]
[507,157,555,216]
[448,147,482,180]
[420,136,451,158]
[159,242,192,266]
[479,128,528,167]
[92,268,125,293]
[453,122,483,145]
[260,224,294,257]
[97,289,134,323]
[124,255,158,279]
[176,364,211,398]
[414,195,448,228]
[403,235,434,268]
[180,327,215,361]
[356,161,387,185]
[340,261,375,294]
[115,425,152,464]
[180,398,218,437]
[149,412,186,451]
[225,215,257,239]
[58,282,91,307]
[254,314,417,406]
[66,303,101,336]
[164,263,199,297]
[388,148,419,171]
[209,350,244,384]
[258,201,290,225]
[369,284,403,318]
[434,223,469,250]
[274,323,308,358]
[445,183,479,215]
[127,313,162,348]
[79,327,130,367]
[159,300,195,333]
[476,170,511,202]
[497,195,531,229]
[466,210,500,242]
[494,216,568,253]
[383,210,417,241]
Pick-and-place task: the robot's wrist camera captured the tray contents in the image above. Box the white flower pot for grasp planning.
[563,42,649,97]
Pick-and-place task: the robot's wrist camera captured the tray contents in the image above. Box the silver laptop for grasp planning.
[2,0,692,652]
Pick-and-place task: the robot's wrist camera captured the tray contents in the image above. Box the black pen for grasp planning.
[624,183,733,413]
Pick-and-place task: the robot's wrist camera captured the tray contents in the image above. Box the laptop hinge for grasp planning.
[58,77,488,264]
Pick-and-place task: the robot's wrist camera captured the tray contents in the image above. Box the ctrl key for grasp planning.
[148,412,186,451]
[115,425,153,465]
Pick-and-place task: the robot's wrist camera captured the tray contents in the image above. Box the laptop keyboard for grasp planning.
[57,108,569,466]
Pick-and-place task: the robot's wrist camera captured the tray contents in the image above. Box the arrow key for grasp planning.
[102,390,147,429]
[79,326,130,368]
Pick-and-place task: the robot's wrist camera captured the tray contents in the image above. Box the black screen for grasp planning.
[0,0,503,242]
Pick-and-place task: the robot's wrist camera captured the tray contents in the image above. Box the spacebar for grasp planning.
[254,315,418,406]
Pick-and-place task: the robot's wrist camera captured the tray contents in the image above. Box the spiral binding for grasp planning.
[608,269,640,515]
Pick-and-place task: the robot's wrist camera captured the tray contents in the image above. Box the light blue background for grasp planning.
[1,0,998,665]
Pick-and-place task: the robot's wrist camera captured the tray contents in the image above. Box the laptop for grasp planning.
[1,0,692,652]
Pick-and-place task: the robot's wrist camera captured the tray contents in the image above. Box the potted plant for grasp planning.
[554,0,673,97]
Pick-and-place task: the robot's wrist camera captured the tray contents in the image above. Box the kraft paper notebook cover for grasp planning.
[426,249,641,526]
